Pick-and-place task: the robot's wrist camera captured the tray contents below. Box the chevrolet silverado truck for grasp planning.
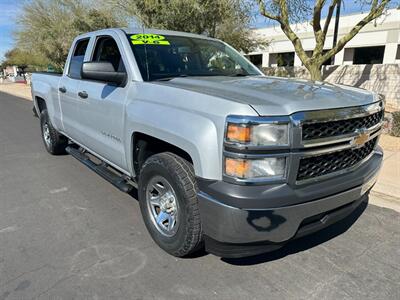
[31,28,384,258]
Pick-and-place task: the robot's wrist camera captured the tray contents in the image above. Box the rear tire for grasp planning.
[40,109,68,155]
[138,152,203,257]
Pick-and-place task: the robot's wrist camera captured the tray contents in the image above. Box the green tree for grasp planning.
[16,0,126,70]
[2,48,48,69]
[110,0,268,53]
[256,0,392,80]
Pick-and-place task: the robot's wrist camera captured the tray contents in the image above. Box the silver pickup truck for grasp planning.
[31,28,384,258]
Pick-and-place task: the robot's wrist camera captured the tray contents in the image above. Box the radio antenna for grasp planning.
[142,23,150,81]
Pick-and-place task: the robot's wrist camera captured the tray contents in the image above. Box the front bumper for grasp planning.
[197,149,383,257]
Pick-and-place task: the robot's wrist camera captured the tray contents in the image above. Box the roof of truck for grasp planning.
[122,28,218,41]
[73,28,220,43]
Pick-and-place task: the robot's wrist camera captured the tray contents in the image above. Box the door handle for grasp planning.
[59,86,67,93]
[78,91,88,99]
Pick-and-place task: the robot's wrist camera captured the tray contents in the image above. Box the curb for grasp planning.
[369,190,400,213]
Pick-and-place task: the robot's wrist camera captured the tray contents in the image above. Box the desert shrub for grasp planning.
[390,111,400,137]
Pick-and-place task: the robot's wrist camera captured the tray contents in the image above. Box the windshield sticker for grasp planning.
[131,34,170,45]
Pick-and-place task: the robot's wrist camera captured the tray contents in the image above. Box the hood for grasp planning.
[155,76,376,116]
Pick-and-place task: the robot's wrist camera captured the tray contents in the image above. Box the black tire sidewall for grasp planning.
[40,109,54,153]
[139,157,194,254]
[39,109,67,155]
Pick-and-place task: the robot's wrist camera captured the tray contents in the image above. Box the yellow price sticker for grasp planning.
[130,34,170,45]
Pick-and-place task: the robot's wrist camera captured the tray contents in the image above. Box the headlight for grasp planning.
[225,157,286,179]
[226,123,289,146]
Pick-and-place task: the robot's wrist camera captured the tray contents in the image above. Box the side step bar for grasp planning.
[66,146,134,193]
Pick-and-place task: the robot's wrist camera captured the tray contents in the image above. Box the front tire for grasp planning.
[138,152,203,257]
[40,109,68,155]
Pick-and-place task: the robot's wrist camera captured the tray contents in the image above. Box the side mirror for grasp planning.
[81,62,127,86]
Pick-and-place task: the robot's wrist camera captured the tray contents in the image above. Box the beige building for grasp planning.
[248,8,400,68]
[247,9,400,111]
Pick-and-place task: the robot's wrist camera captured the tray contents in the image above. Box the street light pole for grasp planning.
[332,0,341,63]
[333,0,341,47]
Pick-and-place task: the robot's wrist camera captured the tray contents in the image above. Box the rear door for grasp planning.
[59,38,90,138]
[75,34,129,170]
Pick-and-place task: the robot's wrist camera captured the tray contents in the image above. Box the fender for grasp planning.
[124,100,222,180]
[31,74,62,130]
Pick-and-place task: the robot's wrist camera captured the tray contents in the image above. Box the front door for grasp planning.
[75,35,128,170]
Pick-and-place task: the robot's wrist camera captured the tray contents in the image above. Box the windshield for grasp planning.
[127,34,261,81]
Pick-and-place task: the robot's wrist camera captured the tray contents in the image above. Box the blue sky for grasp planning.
[0,0,23,61]
[0,1,383,61]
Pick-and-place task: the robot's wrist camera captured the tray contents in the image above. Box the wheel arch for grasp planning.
[131,132,194,179]
[35,96,47,114]
[124,100,223,180]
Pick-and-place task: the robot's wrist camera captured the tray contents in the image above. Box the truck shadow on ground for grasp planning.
[221,198,368,266]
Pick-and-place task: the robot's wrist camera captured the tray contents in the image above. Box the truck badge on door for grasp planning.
[101,131,122,143]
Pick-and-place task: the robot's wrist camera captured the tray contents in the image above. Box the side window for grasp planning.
[92,36,126,72]
[68,39,89,79]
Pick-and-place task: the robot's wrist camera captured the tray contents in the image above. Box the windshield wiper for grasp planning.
[154,73,253,81]
[227,73,250,77]
[154,74,189,81]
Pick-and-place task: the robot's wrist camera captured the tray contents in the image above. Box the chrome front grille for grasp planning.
[292,101,384,183]
[222,101,383,185]
[297,137,378,181]
[302,110,384,141]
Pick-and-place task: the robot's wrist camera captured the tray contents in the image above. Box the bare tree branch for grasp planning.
[312,0,327,57]
[277,0,309,64]
[322,0,390,62]
[371,0,380,9]
[256,0,392,80]
[312,0,325,34]
[256,0,280,21]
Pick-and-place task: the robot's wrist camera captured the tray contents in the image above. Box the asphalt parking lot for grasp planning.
[0,91,399,300]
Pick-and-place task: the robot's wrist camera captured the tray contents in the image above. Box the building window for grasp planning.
[277,52,294,66]
[396,45,400,62]
[321,50,333,65]
[269,52,294,67]
[343,48,354,64]
[353,46,385,64]
[248,54,263,68]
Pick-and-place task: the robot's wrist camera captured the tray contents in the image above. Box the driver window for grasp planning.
[92,36,126,72]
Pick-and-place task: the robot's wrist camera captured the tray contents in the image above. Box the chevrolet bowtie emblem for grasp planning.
[352,129,369,148]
